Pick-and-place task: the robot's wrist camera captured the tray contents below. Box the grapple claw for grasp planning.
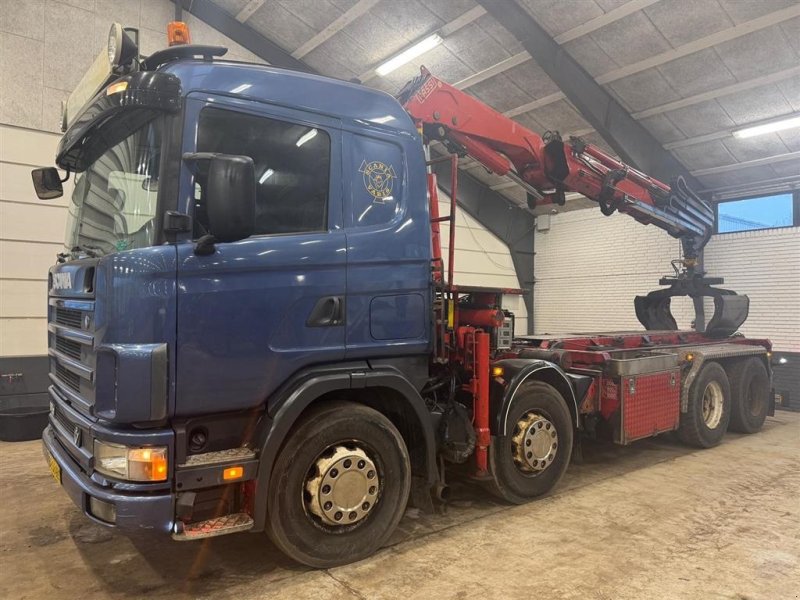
[635,275,749,338]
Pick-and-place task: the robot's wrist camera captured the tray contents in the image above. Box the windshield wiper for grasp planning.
[71,244,102,258]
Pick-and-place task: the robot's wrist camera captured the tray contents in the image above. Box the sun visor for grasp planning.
[56,71,181,172]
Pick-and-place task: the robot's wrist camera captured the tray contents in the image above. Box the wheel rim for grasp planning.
[305,444,379,527]
[702,381,724,429]
[748,379,764,417]
[511,411,558,474]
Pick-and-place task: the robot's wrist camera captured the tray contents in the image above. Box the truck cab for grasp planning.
[41,37,436,566]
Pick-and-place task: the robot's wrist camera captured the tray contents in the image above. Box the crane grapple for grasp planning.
[398,67,749,336]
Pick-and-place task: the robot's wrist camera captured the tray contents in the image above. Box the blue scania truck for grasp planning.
[35,24,772,567]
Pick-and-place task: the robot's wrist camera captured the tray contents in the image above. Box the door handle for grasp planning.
[307,296,345,327]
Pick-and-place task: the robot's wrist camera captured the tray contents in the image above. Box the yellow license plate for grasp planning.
[47,451,61,485]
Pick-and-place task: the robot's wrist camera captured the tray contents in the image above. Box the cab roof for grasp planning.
[160,59,418,135]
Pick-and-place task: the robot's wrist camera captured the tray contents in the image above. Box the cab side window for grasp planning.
[194,107,331,237]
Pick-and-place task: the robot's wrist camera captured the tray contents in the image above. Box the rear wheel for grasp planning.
[487,381,573,504]
[266,401,410,568]
[728,357,770,434]
[678,361,731,448]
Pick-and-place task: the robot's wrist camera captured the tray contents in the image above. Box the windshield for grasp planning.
[65,119,163,256]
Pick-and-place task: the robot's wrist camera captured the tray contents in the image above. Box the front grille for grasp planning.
[50,297,95,416]
[55,363,81,392]
[55,335,82,360]
[56,307,82,328]
[54,404,73,433]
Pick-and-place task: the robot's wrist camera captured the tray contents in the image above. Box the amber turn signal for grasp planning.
[223,466,244,480]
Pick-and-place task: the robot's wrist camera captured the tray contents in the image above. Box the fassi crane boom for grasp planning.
[398,68,749,337]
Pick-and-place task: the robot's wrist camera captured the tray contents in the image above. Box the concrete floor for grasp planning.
[1,413,798,600]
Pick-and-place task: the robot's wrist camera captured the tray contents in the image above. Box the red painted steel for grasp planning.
[621,371,680,442]
[401,68,708,246]
[427,172,443,282]
[458,307,505,328]
[473,330,491,476]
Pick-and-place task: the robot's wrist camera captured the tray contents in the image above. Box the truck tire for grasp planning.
[678,361,731,448]
[487,381,573,504]
[266,400,410,568]
[728,357,770,434]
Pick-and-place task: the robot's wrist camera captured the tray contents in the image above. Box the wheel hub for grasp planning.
[512,412,558,473]
[702,381,724,428]
[305,445,379,527]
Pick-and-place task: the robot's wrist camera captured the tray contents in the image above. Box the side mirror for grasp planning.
[205,154,255,243]
[31,167,65,199]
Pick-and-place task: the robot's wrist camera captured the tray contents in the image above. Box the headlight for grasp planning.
[93,440,168,482]
[107,23,122,65]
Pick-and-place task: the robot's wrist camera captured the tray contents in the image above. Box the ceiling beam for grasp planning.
[554,64,800,146]
[632,64,800,120]
[708,174,800,197]
[504,92,564,118]
[595,3,800,85]
[664,130,731,151]
[454,52,528,90]
[291,0,380,59]
[440,6,486,36]
[235,0,265,23]
[452,0,658,91]
[691,150,800,177]
[172,0,317,73]
[476,0,698,187]
[554,0,661,44]
[482,4,800,125]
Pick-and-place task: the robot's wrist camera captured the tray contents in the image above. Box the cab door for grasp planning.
[174,95,345,416]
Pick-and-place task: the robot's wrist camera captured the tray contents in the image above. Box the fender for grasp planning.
[251,362,437,531]
[493,358,580,435]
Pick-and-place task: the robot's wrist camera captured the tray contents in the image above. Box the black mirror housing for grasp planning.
[31,167,64,199]
[206,154,255,243]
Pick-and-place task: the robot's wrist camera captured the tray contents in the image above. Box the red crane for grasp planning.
[398,67,748,335]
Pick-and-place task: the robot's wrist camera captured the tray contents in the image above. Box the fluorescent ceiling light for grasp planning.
[376,34,443,77]
[258,168,274,184]
[732,114,800,139]
[296,129,318,147]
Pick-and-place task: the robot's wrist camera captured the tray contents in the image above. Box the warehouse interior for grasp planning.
[1,0,799,598]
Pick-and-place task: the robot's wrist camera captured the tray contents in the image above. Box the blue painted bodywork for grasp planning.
[44,58,433,532]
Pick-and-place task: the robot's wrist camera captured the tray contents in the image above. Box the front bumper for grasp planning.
[42,425,174,532]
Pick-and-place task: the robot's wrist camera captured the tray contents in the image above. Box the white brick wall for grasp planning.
[0,124,70,356]
[705,227,800,352]
[533,207,800,352]
[533,208,691,334]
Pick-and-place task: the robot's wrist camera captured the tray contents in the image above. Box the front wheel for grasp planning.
[266,400,410,568]
[487,381,573,504]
